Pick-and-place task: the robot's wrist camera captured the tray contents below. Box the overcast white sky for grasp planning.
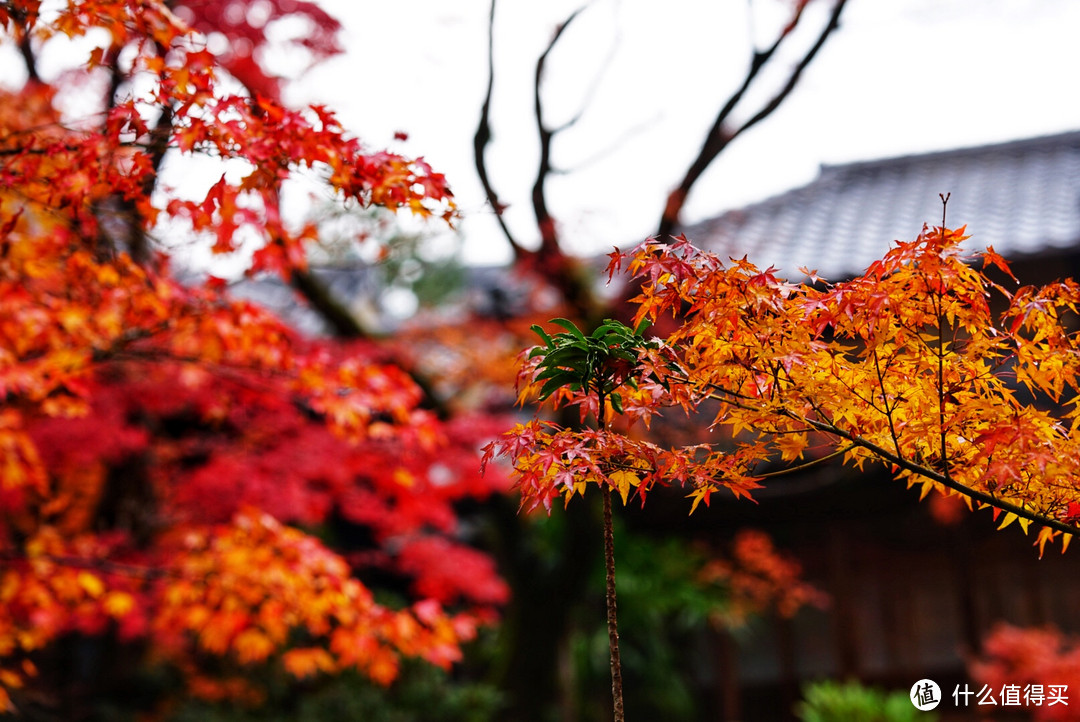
[2,0,1076,268]
[295,0,1080,265]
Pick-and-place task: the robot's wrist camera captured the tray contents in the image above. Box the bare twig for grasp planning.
[473,0,526,256]
[531,7,585,259]
[548,4,620,137]
[557,111,662,175]
[657,0,849,240]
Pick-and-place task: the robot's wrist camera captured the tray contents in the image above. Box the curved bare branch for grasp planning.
[473,0,526,256]
[657,0,849,240]
[531,6,585,258]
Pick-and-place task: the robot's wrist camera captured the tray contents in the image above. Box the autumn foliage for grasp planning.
[0,0,506,714]
[970,624,1080,721]
[698,529,827,628]
[487,222,1080,555]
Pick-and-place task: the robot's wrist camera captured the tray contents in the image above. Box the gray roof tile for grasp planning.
[682,130,1080,279]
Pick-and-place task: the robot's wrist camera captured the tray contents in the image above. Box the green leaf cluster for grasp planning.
[795,679,937,722]
[529,318,654,414]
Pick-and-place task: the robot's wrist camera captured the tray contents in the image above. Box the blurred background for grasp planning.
[2,0,1080,720]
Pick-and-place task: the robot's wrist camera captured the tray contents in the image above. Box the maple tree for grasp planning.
[485,212,1080,718]
[0,0,510,716]
[490,219,1080,546]
[471,4,851,710]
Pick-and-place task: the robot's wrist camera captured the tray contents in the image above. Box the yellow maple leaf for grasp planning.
[610,470,641,505]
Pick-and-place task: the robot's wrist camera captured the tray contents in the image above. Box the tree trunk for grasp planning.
[602,485,625,722]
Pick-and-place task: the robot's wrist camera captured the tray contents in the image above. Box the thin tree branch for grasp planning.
[733,1,840,137]
[872,348,904,458]
[657,0,848,240]
[548,6,619,136]
[937,195,952,481]
[531,7,585,259]
[516,6,611,321]
[695,381,1080,537]
[0,550,173,580]
[472,2,600,319]
[556,111,662,175]
[9,1,41,83]
[18,31,39,83]
[289,268,367,337]
[754,443,853,477]
[473,0,526,256]
[92,40,174,266]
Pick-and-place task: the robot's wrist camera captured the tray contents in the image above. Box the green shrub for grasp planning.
[795,679,938,722]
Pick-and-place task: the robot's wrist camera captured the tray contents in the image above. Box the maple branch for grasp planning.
[936,196,952,481]
[797,413,1080,537]
[100,327,453,429]
[693,380,1080,538]
[936,298,950,480]
[6,1,41,83]
[539,4,620,171]
[0,138,175,158]
[285,269,452,417]
[289,268,368,337]
[753,444,854,478]
[872,348,904,458]
[0,550,172,580]
[92,40,173,265]
[103,43,125,115]
[79,313,418,435]
[473,0,525,256]
[531,7,584,259]
[558,111,662,175]
[656,0,848,239]
[246,143,456,418]
[472,3,603,319]
[800,353,892,419]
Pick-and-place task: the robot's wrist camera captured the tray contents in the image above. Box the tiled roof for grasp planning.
[681,130,1080,279]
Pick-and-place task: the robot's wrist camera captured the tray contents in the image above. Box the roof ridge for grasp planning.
[819,128,1080,175]
[682,129,1080,279]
